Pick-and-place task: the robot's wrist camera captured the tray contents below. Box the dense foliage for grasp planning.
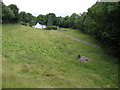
[37,14,46,26]
[45,26,58,30]
[86,2,120,55]
[19,12,37,26]
[8,4,19,23]
[37,13,57,26]
[2,3,17,23]
[2,2,37,26]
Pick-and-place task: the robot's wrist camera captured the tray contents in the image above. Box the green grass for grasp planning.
[60,28,101,45]
[2,24,118,88]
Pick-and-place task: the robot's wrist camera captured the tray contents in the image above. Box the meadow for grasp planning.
[2,24,118,88]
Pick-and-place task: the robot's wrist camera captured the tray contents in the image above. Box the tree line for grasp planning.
[2,2,37,26]
[2,1,120,56]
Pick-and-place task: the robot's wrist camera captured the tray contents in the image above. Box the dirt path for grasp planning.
[60,31,100,48]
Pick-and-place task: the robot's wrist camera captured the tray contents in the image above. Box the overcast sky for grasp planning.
[3,0,97,17]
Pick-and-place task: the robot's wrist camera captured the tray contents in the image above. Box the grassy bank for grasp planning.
[2,24,118,88]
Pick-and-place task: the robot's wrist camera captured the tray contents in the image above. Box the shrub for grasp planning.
[20,22,27,26]
[45,26,58,30]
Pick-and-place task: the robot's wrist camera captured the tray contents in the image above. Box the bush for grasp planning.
[46,26,58,30]
[29,24,33,27]
[20,22,27,26]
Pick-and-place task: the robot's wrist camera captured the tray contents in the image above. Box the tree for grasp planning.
[19,12,37,26]
[26,13,33,23]
[29,16,37,26]
[69,13,79,28]
[27,13,37,26]
[46,13,57,26]
[19,11,28,23]
[84,2,120,56]
[2,3,15,23]
[8,4,19,23]
[47,16,53,26]
[75,12,86,30]
[37,14,47,27]
[62,16,70,28]
[56,17,62,26]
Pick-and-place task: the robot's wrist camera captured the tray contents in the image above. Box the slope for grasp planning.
[2,24,118,88]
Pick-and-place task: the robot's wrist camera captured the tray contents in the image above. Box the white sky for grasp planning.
[3,0,97,17]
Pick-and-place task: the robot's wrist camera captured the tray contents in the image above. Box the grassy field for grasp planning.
[2,24,118,88]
